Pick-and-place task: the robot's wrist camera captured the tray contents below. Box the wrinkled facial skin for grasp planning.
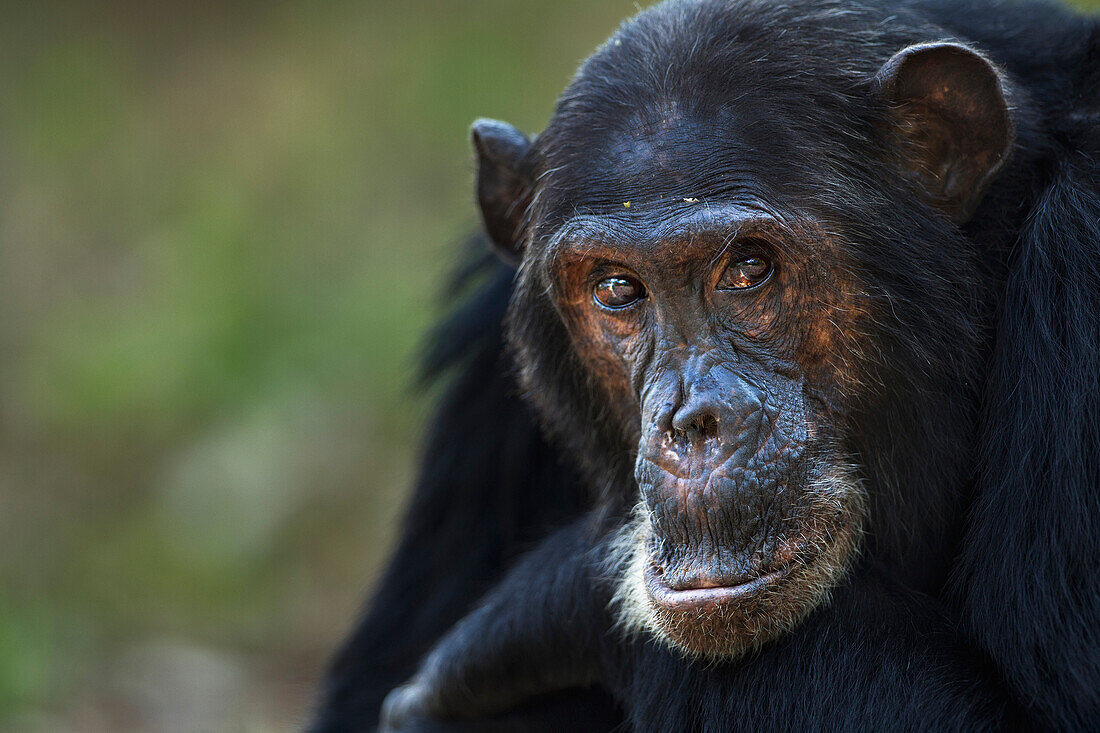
[546,205,868,659]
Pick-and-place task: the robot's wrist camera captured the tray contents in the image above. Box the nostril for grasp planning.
[690,414,719,438]
[672,407,720,441]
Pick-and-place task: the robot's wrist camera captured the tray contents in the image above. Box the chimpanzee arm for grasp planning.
[379,515,619,731]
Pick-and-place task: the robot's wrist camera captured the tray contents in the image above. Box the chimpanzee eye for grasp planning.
[717,256,773,291]
[593,275,647,309]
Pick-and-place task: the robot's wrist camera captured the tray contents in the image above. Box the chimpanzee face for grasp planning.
[472,6,1012,658]
[536,136,869,658]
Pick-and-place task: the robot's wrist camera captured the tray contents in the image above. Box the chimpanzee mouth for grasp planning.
[613,466,866,659]
[639,504,861,619]
[644,562,788,610]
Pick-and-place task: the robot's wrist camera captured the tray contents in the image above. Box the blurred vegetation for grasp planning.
[0,1,635,730]
[0,0,1096,731]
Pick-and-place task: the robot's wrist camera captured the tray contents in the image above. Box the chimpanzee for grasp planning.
[311,0,1100,730]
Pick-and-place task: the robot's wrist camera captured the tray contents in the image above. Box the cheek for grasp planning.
[792,275,873,400]
[559,301,645,416]
[611,324,652,373]
[717,269,789,340]
[738,256,871,404]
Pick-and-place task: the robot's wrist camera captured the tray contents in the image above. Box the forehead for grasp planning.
[528,0,883,233]
[545,105,786,205]
[530,59,852,244]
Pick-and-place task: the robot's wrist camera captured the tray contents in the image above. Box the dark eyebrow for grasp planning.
[547,205,788,254]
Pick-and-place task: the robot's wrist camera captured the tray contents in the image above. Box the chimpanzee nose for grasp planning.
[671,397,721,441]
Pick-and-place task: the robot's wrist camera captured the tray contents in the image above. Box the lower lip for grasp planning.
[644,564,787,609]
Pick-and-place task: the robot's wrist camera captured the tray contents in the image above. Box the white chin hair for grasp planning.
[607,503,661,639]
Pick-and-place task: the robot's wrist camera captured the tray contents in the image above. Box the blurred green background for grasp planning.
[0,1,637,730]
[0,1,1096,731]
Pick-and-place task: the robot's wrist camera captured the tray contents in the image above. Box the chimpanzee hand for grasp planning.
[375,516,619,731]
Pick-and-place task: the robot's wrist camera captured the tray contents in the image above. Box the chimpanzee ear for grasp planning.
[873,42,1014,223]
[471,119,534,265]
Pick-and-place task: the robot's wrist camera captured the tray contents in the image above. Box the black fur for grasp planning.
[312,0,1100,730]
[374,517,1019,731]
